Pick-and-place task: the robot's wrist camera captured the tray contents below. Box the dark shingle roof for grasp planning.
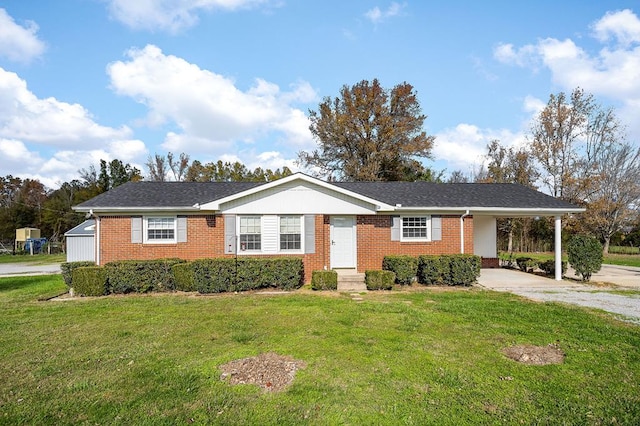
[333,181,578,209]
[75,181,262,209]
[74,178,579,211]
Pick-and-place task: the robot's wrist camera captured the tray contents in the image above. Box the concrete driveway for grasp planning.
[0,262,61,278]
[478,267,640,324]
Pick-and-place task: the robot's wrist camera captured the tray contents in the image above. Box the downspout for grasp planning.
[460,210,470,253]
[95,214,100,266]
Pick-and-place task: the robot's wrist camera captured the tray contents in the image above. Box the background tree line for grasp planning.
[1,80,638,253]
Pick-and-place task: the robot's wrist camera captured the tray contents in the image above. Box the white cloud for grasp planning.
[592,9,640,46]
[0,67,132,148]
[0,138,148,189]
[0,8,46,63]
[493,9,640,142]
[365,2,406,24]
[434,123,528,173]
[107,44,316,157]
[0,68,148,188]
[105,0,273,33]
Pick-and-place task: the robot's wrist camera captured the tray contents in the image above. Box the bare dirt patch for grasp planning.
[502,344,565,365]
[219,352,307,392]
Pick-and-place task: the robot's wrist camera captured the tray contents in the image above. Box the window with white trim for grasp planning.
[145,217,176,243]
[401,216,430,241]
[279,216,301,251]
[239,216,261,251]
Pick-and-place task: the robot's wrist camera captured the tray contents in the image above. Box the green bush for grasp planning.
[172,262,195,292]
[567,235,603,281]
[447,254,481,286]
[311,270,338,291]
[539,259,568,277]
[61,261,95,288]
[72,266,107,297]
[105,259,186,293]
[417,255,448,285]
[365,270,394,290]
[192,257,304,293]
[515,257,537,273]
[382,256,418,285]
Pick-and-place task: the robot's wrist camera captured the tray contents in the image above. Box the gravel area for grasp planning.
[478,268,640,325]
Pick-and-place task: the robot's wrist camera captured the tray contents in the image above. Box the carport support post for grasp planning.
[554,215,562,281]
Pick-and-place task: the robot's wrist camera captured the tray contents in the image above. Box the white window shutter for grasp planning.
[131,217,142,243]
[304,215,315,254]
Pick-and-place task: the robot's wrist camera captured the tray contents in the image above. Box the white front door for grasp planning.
[330,216,356,269]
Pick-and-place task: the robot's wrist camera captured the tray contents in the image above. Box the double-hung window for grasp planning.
[146,217,176,243]
[401,216,430,241]
[279,216,301,251]
[239,216,261,251]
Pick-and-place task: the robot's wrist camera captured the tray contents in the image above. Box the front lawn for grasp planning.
[1,275,639,424]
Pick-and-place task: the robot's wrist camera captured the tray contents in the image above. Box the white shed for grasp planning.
[64,220,95,262]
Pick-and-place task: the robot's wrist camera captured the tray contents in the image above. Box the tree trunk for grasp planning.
[603,237,610,254]
[508,227,514,253]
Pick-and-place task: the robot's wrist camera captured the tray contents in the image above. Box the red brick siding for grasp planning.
[98,215,224,263]
[355,215,474,273]
[98,214,332,283]
[97,214,476,282]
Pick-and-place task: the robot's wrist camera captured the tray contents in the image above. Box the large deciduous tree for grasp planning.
[530,88,595,201]
[530,87,640,253]
[298,79,435,181]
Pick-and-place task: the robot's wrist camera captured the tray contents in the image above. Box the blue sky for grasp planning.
[1,0,639,188]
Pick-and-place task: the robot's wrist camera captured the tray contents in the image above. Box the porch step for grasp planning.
[335,270,366,292]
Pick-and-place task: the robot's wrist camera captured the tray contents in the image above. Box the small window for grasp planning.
[239,216,261,251]
[401,216,429,241]
[280,216,301,251]
[146,217,176,242]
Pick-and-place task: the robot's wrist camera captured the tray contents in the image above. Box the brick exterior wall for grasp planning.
[97,213,477,283]
[355,215,474,273]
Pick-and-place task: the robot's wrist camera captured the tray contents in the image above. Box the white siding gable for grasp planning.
[219,181,378,215]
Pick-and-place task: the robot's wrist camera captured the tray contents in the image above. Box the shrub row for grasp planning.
[383,254,481,286]
[67,257,304,296]
[515,256,568,276]
[190,257,303,293]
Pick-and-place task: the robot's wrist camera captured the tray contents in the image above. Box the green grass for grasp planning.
[0,253,65,265]
[1,276,640,425]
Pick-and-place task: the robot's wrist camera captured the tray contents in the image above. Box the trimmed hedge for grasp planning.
[448,254,481,286]
[382,255,418,285]
[104,258,186,294]
[192,257,304,293]
[415,254,481,286]
[365,270,395,290]
[417,255,449,285]
[172,262,196,292]
[311,270,338,291]
[61,261,95,288]
[72,266,107,296]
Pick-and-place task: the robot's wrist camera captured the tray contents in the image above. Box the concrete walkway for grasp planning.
[478,268,640,324]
